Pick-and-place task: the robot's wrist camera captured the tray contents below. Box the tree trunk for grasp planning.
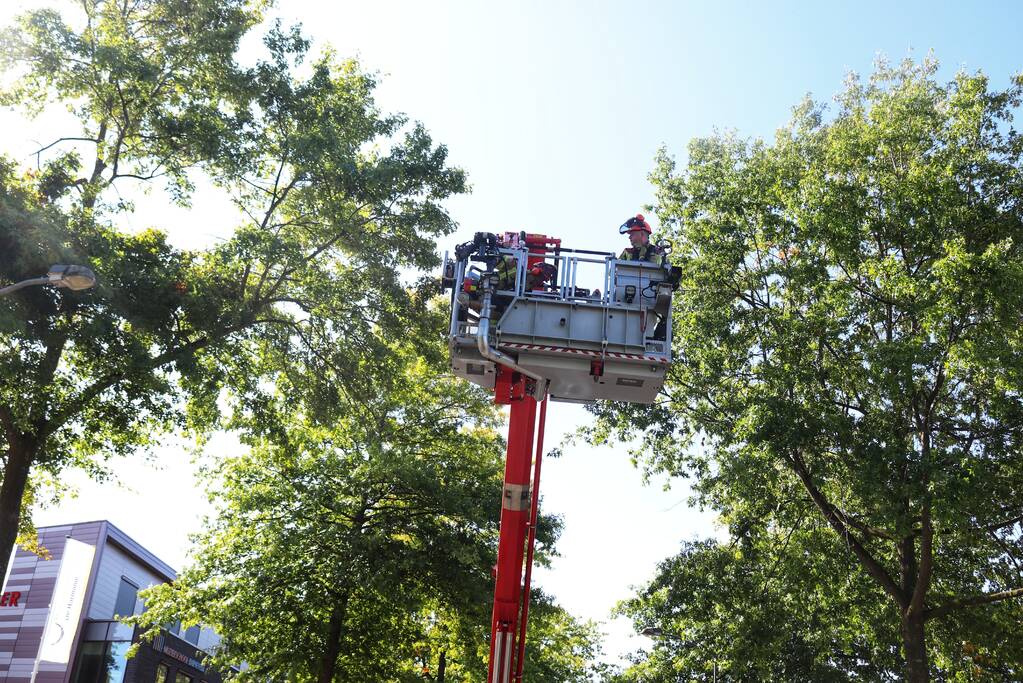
[901,611,930,683]
[316,597,348,683]
[0,437,35,583]
[437,650,446,683]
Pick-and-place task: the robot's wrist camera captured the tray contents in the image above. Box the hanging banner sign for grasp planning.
[37,538,95,664]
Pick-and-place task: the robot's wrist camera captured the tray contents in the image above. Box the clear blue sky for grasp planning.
[298,0,1023,251]
[4,0,1023,667]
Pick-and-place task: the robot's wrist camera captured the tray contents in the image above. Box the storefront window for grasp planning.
[174,673,193,683]
[155,664,169,683]
[71,642,105,683]
[71,641,128,683]
[106,642,129,682]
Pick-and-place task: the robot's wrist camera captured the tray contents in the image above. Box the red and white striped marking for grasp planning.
[501,342,669,364]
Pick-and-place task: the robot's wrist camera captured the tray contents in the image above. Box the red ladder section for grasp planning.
[487,367,548,683]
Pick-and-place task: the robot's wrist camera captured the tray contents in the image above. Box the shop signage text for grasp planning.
[163,645,207,672]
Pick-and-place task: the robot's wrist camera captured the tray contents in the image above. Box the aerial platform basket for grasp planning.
[442,232,675,405]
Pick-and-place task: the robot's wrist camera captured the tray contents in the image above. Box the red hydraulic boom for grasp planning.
[488,369,544,683]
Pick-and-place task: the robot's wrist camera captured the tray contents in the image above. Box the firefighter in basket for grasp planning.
[618,213,664,265]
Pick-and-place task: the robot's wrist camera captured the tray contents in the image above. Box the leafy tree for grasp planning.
[614,537,902,682]
[519,600,618,682]
[133,336,579,682]
[413,594,615,683]
[590,59,1023,681]
[0,0,465,583]
[395,591,614,683]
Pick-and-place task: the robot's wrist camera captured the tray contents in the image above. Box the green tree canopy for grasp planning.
[407,589,614,683]
[133,335,579,682]
[592,58,1023,682]
[0,0,465,582]
[614,537,902,682]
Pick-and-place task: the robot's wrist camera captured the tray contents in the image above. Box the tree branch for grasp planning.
[926,587,1023,621]
[974,513,1023,533]
[786,449,905,606]
[834,508,898,541]
[31,137,101,163]
[40,319,257,440]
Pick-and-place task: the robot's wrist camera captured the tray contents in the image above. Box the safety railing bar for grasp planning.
[455,248,656,310]
[559,259,568,299]
[450,259,466,338]
[604,260,612,305]
[482,246,608,264]
[522,251,608,265]
[462,245,614,260]
[483,245,612,257]
[539,246,614,257]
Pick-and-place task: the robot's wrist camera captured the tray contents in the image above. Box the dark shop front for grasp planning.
[0,521,228,683]
[70,621,225,683]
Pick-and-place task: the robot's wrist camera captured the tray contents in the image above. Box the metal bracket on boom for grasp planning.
[494,367,527,405]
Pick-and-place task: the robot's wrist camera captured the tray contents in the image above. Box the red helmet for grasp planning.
[619,213,651,235]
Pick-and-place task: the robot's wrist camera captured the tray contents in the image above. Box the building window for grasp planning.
[174,673,193,683]
[70,641,129,683]
[106,642,130,682]
[155,664,169,683]
[183,625,200,645]
[71,642,105,683]
[113,577,138,618]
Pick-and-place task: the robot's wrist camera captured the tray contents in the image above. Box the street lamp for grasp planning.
[640,625,718,682]
[640,626,669,638]
[0,265,97,297]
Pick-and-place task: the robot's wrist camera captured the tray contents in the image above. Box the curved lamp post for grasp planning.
[0,265,97,297]
[640,626,672,638]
